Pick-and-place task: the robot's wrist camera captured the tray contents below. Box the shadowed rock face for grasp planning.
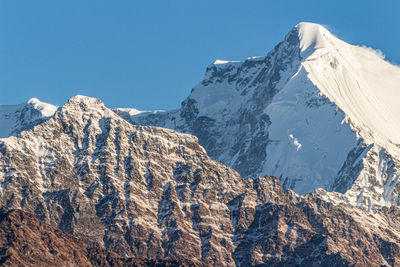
[0,208,183,267]
[0,96,400,266]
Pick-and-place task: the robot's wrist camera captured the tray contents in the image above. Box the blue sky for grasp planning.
[1,0,399,109]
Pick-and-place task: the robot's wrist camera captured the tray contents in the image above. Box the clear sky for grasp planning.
[1,0,399,110]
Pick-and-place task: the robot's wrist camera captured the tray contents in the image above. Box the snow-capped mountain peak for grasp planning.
[64,95,107,112]
[0,98,57,138]
[295,22,333,57]
[300,27,400,153]
[26,97,58,117]
[285,22,400,156]
[121,22,400,210]
[27,97,40,104]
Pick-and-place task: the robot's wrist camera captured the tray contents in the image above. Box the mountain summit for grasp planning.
[295,22,333,56]
[115,22,400,210]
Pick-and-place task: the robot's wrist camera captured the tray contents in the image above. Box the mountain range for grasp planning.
[0,22,400,266]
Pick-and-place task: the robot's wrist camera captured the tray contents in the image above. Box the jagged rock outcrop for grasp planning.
[0,95,400,266]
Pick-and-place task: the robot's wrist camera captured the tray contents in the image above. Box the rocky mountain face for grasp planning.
[0,95,400,266]
[115,22,400,210]
[0,208,182,267]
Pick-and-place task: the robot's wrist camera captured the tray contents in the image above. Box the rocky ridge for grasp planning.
[0,95,399,266]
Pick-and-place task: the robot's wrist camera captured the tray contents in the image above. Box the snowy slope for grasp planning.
[0,98,57,138]
[296,23,400,209]
[300,23,400,151]
[120,22,400,209]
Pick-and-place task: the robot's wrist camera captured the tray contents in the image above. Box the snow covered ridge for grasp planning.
[0,98,57,138]
[119,22,400,210]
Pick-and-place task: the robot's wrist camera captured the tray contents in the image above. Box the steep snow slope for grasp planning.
[300,23,400,151]
[296,23,400,210]
[118,22,400,209]
[0,98,57,138]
